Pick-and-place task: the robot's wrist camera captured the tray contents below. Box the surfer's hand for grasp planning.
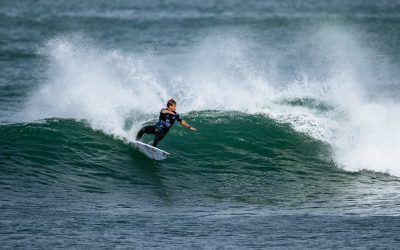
[189,126,197,131]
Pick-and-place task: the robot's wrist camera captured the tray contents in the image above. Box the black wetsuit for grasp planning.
[136,109,182,147]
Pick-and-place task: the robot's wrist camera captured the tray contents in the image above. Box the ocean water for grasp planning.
[1,0,400,248]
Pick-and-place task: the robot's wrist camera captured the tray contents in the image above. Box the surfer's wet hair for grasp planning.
[167,99,176,107]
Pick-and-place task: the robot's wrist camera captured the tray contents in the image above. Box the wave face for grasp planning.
[2,115,400,214]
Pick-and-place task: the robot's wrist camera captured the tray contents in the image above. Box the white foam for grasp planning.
[23,30,400,176]
[333,102,400,176]
[24,35,169,140]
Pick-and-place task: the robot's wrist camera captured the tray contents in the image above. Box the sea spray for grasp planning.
[26,35,169,139]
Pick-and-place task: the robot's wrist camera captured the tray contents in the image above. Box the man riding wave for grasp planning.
[136,99,197,147]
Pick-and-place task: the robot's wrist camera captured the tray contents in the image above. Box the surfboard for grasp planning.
[130,140,170,160]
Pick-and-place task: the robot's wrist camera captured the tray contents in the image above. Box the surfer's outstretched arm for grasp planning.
[180,120,197,131]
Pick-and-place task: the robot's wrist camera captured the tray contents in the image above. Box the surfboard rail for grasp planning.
[130,140,170,160]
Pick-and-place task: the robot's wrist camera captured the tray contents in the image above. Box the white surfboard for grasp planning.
[130,140,170,160]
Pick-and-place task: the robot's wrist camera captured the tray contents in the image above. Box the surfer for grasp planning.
[136,99,197,147]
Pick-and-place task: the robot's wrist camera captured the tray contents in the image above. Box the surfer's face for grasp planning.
[169,104,177,112]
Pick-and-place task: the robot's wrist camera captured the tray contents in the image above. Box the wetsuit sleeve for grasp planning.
[175,113,182,122]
